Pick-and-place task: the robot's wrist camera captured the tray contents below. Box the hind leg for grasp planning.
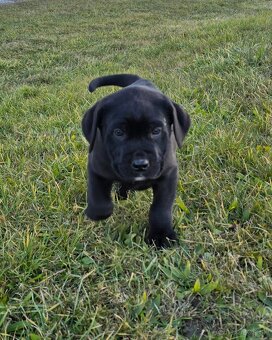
[116,183,130,200]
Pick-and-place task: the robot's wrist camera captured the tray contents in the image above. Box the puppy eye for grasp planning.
[151,127,162,136]
[113,128,125,137]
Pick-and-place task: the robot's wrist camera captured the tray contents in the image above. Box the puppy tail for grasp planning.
[88,74,141,92]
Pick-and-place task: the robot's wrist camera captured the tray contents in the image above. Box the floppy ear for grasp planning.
[171,102,191,148]
[82,101,101,151]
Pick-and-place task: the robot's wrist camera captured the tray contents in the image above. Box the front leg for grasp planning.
[85,166,113,221]
[148,167,178,247]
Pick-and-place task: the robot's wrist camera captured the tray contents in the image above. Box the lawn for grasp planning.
[0,0,271,338]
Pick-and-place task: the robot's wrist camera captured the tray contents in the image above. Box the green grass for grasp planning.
[0,0,272,338]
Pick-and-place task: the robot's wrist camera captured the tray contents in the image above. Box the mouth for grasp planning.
[113,162,163,182]
[133,175,146,182]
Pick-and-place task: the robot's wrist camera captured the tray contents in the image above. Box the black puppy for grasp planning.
[82,74,190,247]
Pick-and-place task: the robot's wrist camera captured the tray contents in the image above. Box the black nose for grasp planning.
[131,158,150,171]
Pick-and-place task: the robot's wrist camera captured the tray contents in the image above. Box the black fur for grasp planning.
[82,74,190,247]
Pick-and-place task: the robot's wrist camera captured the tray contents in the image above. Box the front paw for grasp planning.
[84,203,113,221]
[148,229,177,248]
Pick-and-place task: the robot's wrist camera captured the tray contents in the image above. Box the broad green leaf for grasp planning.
[242,208,251,221]
[153,294,161,308]
[142,291,148,303]
[177,181,185,192]
[257,256,263,270]
[176,290,191,299]
[171,267,186,280]
[238,329,248,340]
[176,197,190,214]
[159,265,173,279]
[81,257,94,265]
[150,294,161,313]
[201,280,219,295]
[29,334,42,340]
[193,278,201,293]
[183,261,191,278]
[258,291,272,308]
[228,197,238,211]
[23,291,33,303]
[7,321,29,333]
[133,303,145,317]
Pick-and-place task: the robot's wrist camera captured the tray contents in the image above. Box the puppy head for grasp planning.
[82,87,190,181]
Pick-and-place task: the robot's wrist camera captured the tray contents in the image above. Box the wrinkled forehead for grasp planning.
[101,87,172,125]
